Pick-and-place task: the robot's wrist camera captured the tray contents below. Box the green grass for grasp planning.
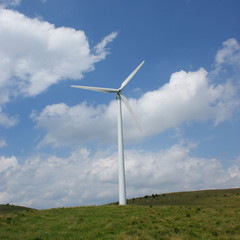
[126,188,240,208]
[0,188,240,240]
[0,204,34,214]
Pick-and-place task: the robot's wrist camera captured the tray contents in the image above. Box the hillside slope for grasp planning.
[0,188,239,240]
[126,188,240,207]
[0,204,35,215]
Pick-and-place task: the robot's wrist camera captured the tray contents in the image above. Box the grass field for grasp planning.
[0,204,33,215]
[0,188,239,240]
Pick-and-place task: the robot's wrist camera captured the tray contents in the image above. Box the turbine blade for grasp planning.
[71,85,118,93]
[119,61,145,91]
[120,94,142,132]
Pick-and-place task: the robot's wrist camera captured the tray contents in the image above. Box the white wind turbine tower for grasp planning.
[71,61,144,205]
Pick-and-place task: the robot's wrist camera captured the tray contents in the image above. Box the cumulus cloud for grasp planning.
[32,67,239,146]
[31,102,117,146]
[0,8,117,127]
[0,143,239,209]
[0,8,117,98]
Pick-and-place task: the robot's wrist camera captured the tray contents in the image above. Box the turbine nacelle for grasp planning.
[71,60,144,93]
[71,60,144,132]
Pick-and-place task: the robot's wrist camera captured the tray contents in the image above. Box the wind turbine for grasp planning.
[71,61,144,205]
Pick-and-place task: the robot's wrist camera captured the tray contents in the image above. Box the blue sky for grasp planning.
[0,0,240,209]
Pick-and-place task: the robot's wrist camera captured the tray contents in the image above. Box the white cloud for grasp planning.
[0,8,117,126]
[0,138,7,147]
[0,143,239,209]
[32,68,239,146]
[0,0,21,8]
[0,8,117,98]
[93,32,118,61]
[0,109,18,128]
[0,155,18,173]
[215,38,240,70]
[31,102,117,147]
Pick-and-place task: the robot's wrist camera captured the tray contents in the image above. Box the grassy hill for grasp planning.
[0,188,239,240]
[0,204,34,215]
[126,188,240,208]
